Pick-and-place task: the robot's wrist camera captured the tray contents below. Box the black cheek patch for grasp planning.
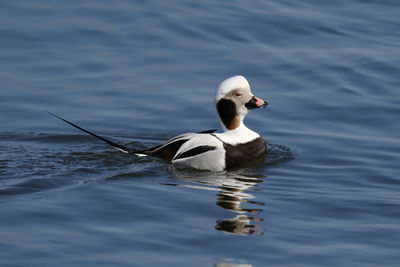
[217,99,237,129]
[175,146,217,160]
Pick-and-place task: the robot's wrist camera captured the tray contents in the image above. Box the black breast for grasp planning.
[224,137,267,169]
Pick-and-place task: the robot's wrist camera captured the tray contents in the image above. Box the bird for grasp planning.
[47,75,268,171]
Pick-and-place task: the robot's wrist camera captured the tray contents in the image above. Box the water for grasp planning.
[1,0,399,266]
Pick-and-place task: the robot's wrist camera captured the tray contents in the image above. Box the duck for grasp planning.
[47,75,268,171]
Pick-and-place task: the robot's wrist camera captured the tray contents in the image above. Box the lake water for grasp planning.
[1,0,399,266]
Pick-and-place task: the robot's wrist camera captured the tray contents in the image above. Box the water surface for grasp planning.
[1,0,399,266]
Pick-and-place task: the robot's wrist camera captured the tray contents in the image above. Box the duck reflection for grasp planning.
[168,170,265,236]
[214,174,264,236]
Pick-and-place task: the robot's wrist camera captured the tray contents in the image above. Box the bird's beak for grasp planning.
[245,96,268,109]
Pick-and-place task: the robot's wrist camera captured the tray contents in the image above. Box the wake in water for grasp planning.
[266,143,297,166]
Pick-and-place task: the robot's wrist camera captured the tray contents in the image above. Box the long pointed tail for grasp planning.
[46,111,134,154]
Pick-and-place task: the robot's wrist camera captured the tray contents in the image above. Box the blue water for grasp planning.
[1,0,400,266]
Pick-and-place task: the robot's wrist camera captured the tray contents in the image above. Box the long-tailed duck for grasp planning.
[48,75,268,171]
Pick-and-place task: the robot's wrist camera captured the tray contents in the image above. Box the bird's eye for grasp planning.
[234,92,242,97]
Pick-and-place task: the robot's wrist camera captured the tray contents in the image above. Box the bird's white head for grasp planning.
[215,76,267,131]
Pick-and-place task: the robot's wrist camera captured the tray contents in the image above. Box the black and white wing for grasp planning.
[171,134,225,171]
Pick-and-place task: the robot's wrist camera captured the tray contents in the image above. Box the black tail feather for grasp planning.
[46,111,134,154]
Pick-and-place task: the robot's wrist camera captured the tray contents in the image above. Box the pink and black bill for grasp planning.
[245,96,268,109]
